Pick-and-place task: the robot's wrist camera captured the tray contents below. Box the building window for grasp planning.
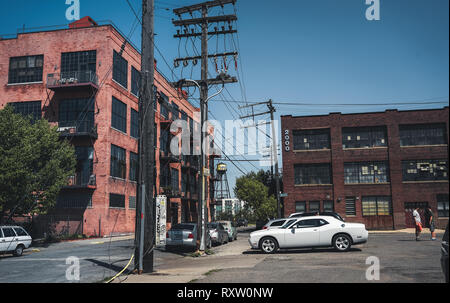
[113,51,128,88]
[172,103,180,120]
[190,173,198,194]
[323,200,334,212]
[294,163,332,185]
[129,196,136,209]
[293,129,330,150]
[160,128,170,153]
[129,152,138,182]
[112,97,127,133]
[182,172,188,193]
[295,201,306,213]
[74,146,94,185]
[131,108,139,139]
[56,193,92,209]
[171,168,179,191]
[402,160,448,182]
[8,55,44,84]
[181,111,188,121]
[110,193,125,208]
[131,66,141,96]
[160,165,170,188]
[160,92,170,119]
[344,162,390,184]
[437,194,449,217]
[61,50,96,80]
[111,144,126,179]
[59,98,94,129]
[309,201,320,213]
[345,197,356,216]
[8,101,41,122]
[342,126,387,149]
[362,196,391,216]
[400,123,447,146]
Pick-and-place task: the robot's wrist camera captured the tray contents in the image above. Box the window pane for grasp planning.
[111,145,126,179]
[293,129,330,150]
[294,164,331,185]
[129,196,136,209]
[9,55,44,84]
[110,193,125,208]
[130,108,139,139]
[342,126,387,149]
[113,51,128,88]
[345,162,389,184]
[295,201,306,213]
[309,201,320,213]
[112,97,127,133]
[400,124,447,146]
[323,200,334,212]
[402,160,448,181]
[8,101,42,122]
[131,66,141,96]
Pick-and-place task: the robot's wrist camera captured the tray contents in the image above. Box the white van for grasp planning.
[0,226,32,257]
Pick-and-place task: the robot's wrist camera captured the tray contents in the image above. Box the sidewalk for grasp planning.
[369,228,445,234]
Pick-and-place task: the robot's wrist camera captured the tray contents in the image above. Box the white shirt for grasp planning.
[413,210,421,224]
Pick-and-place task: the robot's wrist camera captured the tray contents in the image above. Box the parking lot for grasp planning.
[193,229,446,283]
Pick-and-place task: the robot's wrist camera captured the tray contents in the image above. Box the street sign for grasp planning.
[280,193,288,198]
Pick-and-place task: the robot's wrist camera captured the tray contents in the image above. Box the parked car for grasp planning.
[0,226,32,257]
[289,212,345,222]
[248,216,368,254]
[441,223,449,283]
[262,218,296,230]
[237,218,248,227]
[207,222,228,246]
[218,220,238,241]
[166,223,211,252]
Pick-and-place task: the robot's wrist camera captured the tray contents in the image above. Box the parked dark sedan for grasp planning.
[237,218,248,227]
[441,223,449,283]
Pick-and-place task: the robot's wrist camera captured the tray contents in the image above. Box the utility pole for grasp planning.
[239,100,282,218]
[172,0,238,252]
[135,0,155,273]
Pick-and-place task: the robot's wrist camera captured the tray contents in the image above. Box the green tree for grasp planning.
[234,175,277,222]
[0,106,76,222]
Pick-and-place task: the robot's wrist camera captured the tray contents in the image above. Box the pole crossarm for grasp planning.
[172,15,237,26]
[239,111,271,119]
[173,0,236,15]
[238,101,271,110]
[174,29,237,38]
[172,76,238,88]
[174,52,238,63]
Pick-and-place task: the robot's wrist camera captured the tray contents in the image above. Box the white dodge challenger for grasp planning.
[248,216,368,253]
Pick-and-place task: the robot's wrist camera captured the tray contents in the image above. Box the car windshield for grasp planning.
[281,219,297,229]
[171,224,195,231]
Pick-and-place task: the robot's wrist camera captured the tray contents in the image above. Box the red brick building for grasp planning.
[281,107,449,230]
[0,18,213,237]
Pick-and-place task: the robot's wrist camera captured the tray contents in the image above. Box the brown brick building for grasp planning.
[281,107,449,230]
[0,17,213,237]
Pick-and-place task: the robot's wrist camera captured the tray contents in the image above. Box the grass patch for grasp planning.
[204,269,222,276]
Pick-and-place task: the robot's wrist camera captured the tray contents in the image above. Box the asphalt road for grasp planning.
[0,237,185,283]
[194,229,447,283]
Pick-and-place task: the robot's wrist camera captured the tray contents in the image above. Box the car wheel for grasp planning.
[13,245,24,257]
[260,237,278,254]
[333,234,352,252]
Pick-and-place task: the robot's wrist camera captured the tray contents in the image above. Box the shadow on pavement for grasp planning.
[242,247,362,255]
[85,258,133,274]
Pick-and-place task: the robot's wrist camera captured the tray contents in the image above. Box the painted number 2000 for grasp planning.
[284,130,290,152]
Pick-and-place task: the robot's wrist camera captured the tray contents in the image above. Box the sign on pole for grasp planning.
[155,195,167,247]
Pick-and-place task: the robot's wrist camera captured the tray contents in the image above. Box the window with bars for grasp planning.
[400,123,447,146]
[293,129,330,150]
[342,126,387,149]
[113,51,128,89]
[8,55,44,84]
[112,97,127,133]
[61,50,96,79]
[295,201,306,213]
[437,194,449,217]
[131,66,141,96]
[323,200,334,212]
[309,201,320,213]
[59,98,94,129]
[111,144,126,179]
[8,101,42,122]
[129,196,136,209]
[345,197,356,216]
[402,159,448,181]
[294,163,332,185]
[131,108,139,139]
[109,193,125,208]
[171,168,179,191]
[344,161,390,184]
[362,196,391,216]
[129,152,138,182]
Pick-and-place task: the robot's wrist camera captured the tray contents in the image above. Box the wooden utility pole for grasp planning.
[135,0,155,273]
[172,0,238,252]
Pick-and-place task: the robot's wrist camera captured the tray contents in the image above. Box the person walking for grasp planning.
[425,206,437,241]
[413,207,423,241]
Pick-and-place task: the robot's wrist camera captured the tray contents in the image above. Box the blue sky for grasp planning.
[1,0,448,195]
